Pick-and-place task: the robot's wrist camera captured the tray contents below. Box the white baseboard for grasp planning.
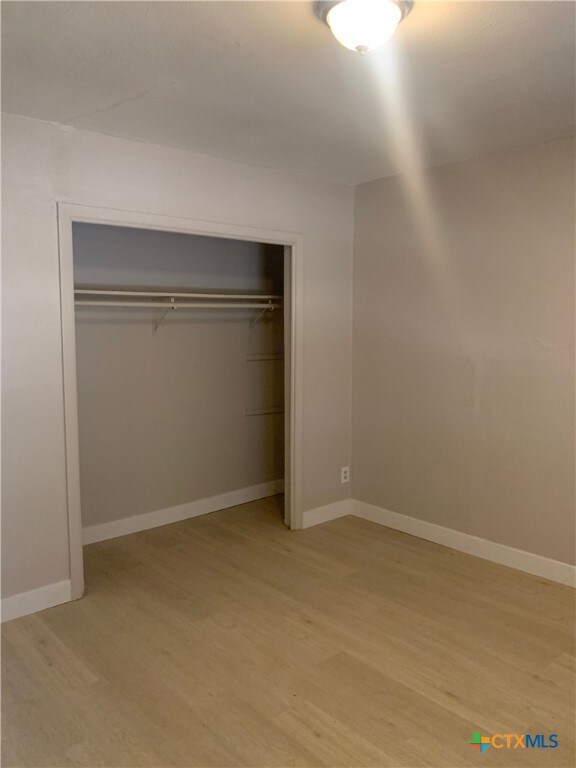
[302,499,351,529]
[351,500,576,587]
[7,491,572,624]
[1,580,72,623]
[83,480,284,545]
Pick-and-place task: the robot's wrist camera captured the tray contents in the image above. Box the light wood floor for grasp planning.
[3,496,575,768]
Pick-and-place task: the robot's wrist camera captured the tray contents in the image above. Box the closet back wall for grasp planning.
[73,224,284,528]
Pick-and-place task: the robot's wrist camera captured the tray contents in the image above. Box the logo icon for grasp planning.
[469,732,491,753]
[468,731,558,753]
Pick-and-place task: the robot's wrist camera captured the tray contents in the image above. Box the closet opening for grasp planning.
[58,205,303,599]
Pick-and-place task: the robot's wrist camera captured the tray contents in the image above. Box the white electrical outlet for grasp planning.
[341,466,350,484]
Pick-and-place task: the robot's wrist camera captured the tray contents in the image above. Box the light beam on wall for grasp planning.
[365,44,457,326]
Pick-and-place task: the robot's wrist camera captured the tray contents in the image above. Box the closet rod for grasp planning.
[75,289,282,300]
[75,300,281,310]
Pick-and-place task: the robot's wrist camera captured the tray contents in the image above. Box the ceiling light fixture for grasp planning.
[315,0,413,55]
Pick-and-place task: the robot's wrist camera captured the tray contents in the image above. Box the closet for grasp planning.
[72,223,285,545]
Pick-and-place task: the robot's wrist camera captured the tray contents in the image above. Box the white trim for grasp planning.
[83,480,284,545]
[57,205,85,600]
[351,500,576,587]
[5,497,572,622]
[302,499,351,529]
[284,243,304,530]
[1,580,72,623]
[57,203,305,596]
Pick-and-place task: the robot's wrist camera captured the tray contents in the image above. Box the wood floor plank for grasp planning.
[2,497,574,767]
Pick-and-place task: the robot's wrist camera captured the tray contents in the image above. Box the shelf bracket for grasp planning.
[249,303,275,329]
[153,299,176,333]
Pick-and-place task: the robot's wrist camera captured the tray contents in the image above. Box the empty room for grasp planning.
[1,1,574,767]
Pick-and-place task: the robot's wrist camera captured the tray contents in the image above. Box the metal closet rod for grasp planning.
[75,301,281,310]
[74,289,282,300]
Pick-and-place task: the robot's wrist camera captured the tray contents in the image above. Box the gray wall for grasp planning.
[73,223,284,292]
[1,113,353,600]
[73,224,284,528]
[353,137,575,564]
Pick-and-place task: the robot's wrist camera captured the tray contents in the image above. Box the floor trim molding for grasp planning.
[1,580,72,623]
[302,499,351,529]
[83,480,285,545]
[7,493,573,623]
[351,500,576,587]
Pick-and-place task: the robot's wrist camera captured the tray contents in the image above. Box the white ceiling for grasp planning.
[2,1,574,184]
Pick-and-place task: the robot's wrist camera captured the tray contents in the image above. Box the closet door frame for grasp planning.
[58,203,304,600]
